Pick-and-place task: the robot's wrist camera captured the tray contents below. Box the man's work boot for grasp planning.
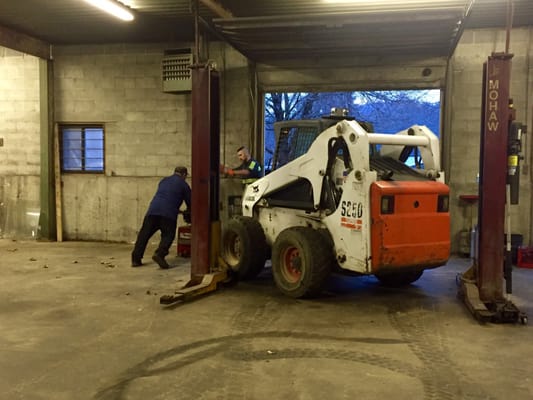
[152,254,170,269]
[131,255,143,267]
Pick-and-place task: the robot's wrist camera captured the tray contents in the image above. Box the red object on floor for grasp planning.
[517,247,533,269]
[177,225,191,257]
[459,194,479,204]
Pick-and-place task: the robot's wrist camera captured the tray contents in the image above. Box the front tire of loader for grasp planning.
[375,270,424,287]
[271,227,333,298]
[221,216,268,280]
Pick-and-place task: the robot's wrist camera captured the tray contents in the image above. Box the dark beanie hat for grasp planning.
[175,166,188,175]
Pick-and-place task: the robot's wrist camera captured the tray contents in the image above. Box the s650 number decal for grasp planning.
[341,201,363,218]
[340,201,363,231]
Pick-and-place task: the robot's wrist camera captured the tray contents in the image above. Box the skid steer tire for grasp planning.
[272,227,333,298]
[375,270,424,287]
[221,216,268,280]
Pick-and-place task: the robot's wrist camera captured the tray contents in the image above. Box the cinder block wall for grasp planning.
[0,48,41,238]
[54,43,194,242]
[54,43,252,242]
[0,42,252,242]
[448,27,533,252]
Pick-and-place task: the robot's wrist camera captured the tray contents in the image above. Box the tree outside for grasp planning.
[264,90,441,171]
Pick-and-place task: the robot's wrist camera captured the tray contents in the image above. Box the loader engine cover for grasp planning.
[370,180,450,273]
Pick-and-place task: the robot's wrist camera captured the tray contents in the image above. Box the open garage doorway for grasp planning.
[263,90,441,173]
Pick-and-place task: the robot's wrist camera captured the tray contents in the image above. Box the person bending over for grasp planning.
[131,166,191,269]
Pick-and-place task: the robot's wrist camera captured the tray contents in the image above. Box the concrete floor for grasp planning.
[1,239,532,400]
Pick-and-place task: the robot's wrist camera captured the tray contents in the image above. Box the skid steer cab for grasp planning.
[221,112,450,298]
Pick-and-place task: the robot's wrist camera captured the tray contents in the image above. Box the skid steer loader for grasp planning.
[221,110,450,298]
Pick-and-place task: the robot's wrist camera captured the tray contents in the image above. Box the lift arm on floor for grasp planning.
[160,258,231,306]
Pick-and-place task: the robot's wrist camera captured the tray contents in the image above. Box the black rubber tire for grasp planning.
[221,216,268,280]
[375,270,424,287]
[271,227,333,298]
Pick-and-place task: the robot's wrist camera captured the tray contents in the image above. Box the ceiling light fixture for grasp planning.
[83,0,135,21]
[322,0,420,3]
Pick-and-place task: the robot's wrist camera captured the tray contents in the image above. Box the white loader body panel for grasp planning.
[241,119,444,275]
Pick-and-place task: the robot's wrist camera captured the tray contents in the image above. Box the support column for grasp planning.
[38,58,56,240]
[477,53,512,301]
[190,66,220,278]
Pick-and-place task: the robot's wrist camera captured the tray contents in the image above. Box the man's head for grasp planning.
[174,166,188,178]
[237,146,251,162]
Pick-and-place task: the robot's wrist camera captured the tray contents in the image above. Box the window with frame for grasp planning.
[60,125,105,173]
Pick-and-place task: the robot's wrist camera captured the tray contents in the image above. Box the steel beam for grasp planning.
[0,24,51,60]
[477,53,512,302]
[38,59,56,240]
[199,0,233,19]
[458,52,527,324]
[190,66,220,278]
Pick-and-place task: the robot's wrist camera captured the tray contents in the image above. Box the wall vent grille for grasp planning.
[162,49,192,93]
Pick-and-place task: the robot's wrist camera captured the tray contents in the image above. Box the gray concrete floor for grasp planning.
[1,239,532,400]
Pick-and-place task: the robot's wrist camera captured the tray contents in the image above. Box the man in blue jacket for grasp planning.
[131,166,191,269]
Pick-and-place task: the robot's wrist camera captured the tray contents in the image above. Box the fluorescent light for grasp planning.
[323,0,376,2]
[323,0,428,2]
[84,0,134,21]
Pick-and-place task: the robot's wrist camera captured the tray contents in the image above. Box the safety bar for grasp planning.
[368,134,429,147]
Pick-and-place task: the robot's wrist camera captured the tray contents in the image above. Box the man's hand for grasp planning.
[220,164,235,176]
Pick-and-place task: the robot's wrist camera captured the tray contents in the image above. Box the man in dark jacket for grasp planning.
[131,166,191,269]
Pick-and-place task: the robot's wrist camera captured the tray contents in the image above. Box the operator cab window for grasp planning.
[272,126,320,171]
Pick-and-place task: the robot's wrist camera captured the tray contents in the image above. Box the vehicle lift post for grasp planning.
[159,1,232,306]
[457,52,527,324]
[159,65,230,306]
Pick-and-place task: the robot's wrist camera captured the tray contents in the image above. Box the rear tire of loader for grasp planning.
[221,216,268,280]
[375,270,424,287]
[272,227,333,298]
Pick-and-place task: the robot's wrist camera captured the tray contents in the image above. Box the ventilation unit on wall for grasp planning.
[162,49,192,93]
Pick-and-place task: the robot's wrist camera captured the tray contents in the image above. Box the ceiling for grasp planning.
[0,0,531,63]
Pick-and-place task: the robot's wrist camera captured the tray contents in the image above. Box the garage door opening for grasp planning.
[263,90,441,173]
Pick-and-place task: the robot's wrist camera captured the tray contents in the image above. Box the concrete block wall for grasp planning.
[0,48,41,238]
[54,43,192,242]
[54,43,251,243]
[0,42,252,242]
[448,27,533,252]
[54,43,195,178]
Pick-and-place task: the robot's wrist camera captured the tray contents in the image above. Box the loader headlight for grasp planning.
[381,195,395,214]
[437,195,449,212]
